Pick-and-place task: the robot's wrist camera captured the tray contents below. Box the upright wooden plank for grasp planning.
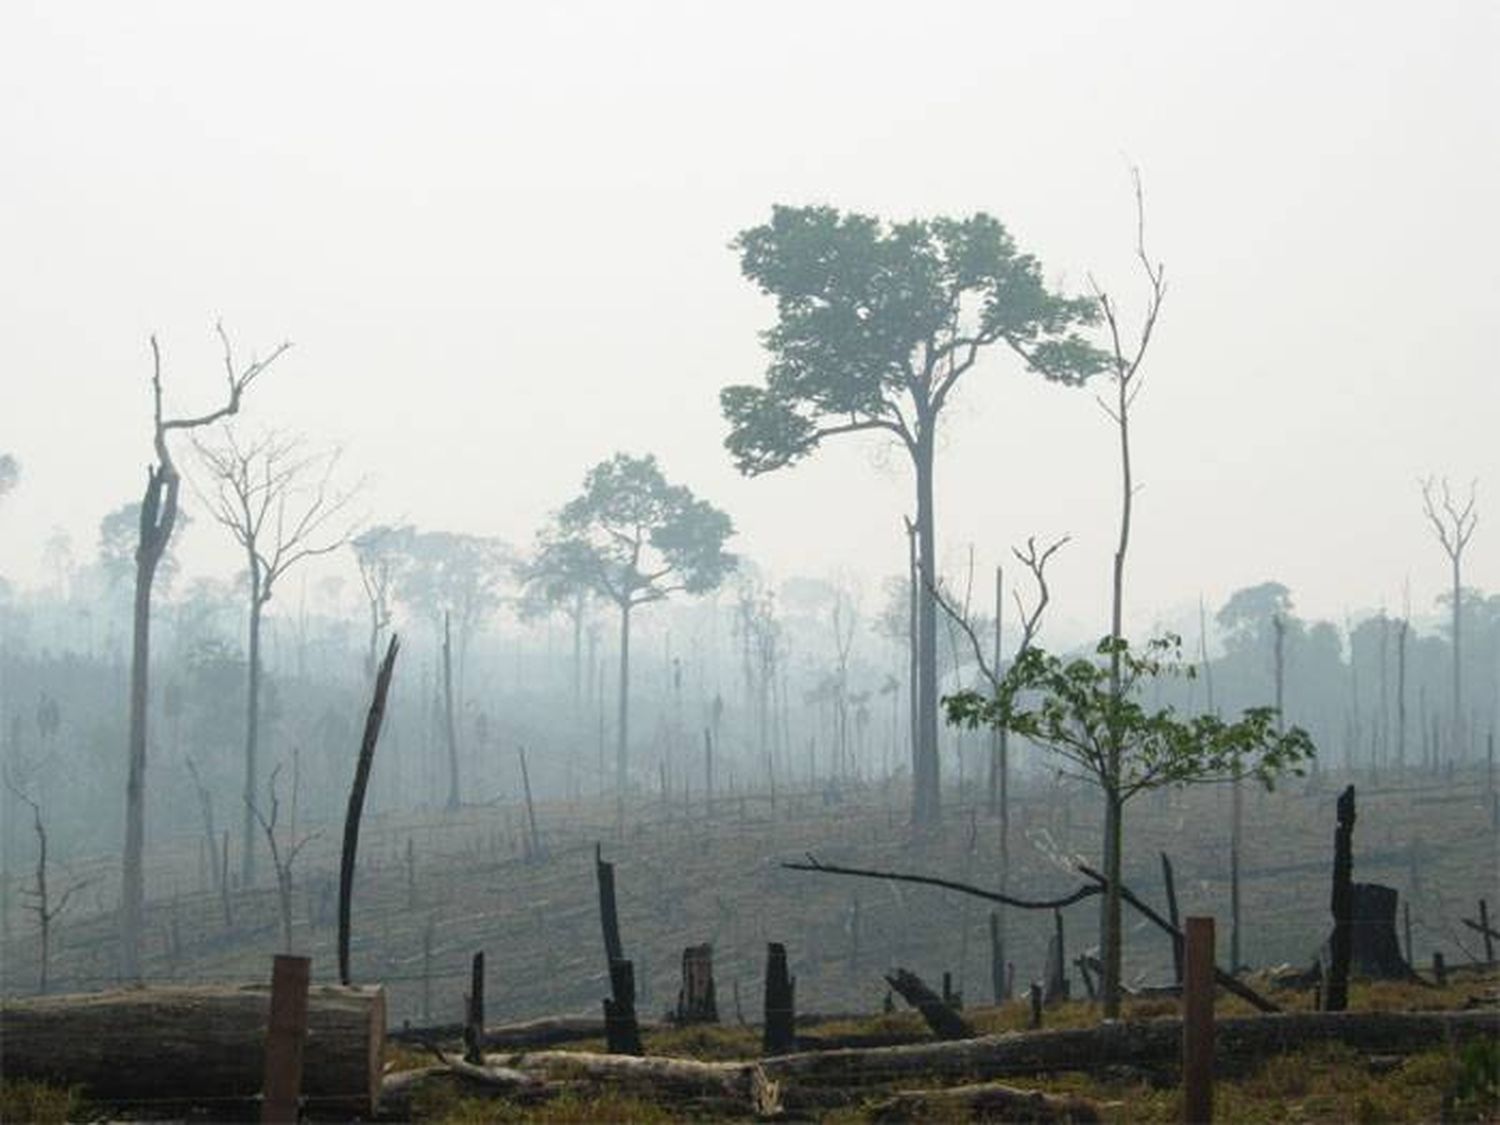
[1182,916,1215,1124]
[262,954,311,1125]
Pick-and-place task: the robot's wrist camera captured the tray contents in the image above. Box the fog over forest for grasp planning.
[0,3,1496,1117]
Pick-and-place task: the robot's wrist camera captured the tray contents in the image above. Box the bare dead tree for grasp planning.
[6,773,92,993]
[184,758,221,895]
[247,763,319,953]
[932,533,1067,994]
[194,427,358,884]
[1420,477,1479,760]
[1086,167,1167,1018]
[122,325,285,981]
[933,534,1069,692]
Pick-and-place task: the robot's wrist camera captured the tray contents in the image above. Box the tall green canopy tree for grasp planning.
[721,205,1104,827]
[532,453,735,803]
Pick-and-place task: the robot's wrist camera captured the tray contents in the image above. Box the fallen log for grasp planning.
[868,1080,1101,1123]
[389,1014,667,1048]
[0,983,385,1114]
[757,1010,1499,1088]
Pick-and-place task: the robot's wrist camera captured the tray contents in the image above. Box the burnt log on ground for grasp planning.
[753,1009,1499,1089]
[488,1049,784,1115]
[0,983,386,1114]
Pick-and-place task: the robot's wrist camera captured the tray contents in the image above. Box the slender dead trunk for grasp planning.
[1396,619,1408,771]
[123,465,174,981]
[1451,553,1463,759]
[913,424,940,828]
[616,599,633,799]
[241,584,264,886]
[442,613,459,812]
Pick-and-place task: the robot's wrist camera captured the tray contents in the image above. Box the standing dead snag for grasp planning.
[4,774,91,993]
[122,325,285,981]
[194,427,357,886]
[1420,477,1478,760]
[339,634,400,986]
[247,763,319,953]
[1325,785,1356,1011]
[595,844,642,1055]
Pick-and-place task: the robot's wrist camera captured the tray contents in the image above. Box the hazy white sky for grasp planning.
[2,1,1495,642]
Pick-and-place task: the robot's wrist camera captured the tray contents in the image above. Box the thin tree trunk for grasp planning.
[913,431,940,828]
[616,600,633,800]
[122,468,172,982]
[443,613,459,812]
[241,588,264,886]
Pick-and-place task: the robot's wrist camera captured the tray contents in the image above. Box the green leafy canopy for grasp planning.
[945,633,1316,800]
[539,453,736,608]
[721,205,1108,475]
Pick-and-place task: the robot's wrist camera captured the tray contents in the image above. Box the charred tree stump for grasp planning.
[989,911,1007,1004]
[595,842,642,1054]
[1349,884,1418,978]
[885,968,973,1040]
[1043,909,1068,1005]
[596,843,624,966]
[1028,982,1043,1030]
[676,943,719,1025]
[1325,785,1356,1011]
[464,952,485,1064]
[604,959,644,1056]
[763,942,796,1056]
[1480,900,1495,964]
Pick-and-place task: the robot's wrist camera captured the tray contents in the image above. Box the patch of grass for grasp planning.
[0,1078,82,1124]
[645,1022,760,1061]
[410,1079,677,1124]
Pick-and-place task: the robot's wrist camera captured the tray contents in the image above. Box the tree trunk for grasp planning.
[443,612,460,811]
[616,600,632,798]
[1101,788,1125,1018]
[912,432,940,828]
[1,984,385,1114]
[241,588,264,886]
[1326,784,1356,1011]
[1451,554,1463,760]
[122,468,171,983]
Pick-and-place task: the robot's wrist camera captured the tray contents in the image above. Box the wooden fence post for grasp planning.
[261,954,311,1125]
[1182,916,1215,1124]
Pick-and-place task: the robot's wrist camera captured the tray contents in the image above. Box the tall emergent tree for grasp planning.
[122,326,285,979]
[194,427,355,884]
[721,205,1103,826]
[531,453,734,804]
